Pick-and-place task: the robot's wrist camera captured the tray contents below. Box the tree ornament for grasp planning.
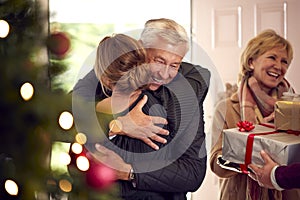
[85,160,116,190]
[47,32,70,58]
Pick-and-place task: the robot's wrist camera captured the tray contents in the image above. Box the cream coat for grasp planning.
[209,92,300,200]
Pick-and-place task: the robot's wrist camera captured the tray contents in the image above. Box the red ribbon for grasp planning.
[238,123,299,174]
[286,130,300,135]
[260,123,300,136]
[239,130,278,174]
[259,123,275,129]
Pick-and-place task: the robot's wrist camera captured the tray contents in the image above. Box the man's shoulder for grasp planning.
[181,61,210,74]
[180,61,210,87]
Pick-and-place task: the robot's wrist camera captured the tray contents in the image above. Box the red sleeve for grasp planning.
[275,163,300,189]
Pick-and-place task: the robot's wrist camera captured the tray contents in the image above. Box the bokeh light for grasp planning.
[76,156,89,171]
[20,82,34,101]
[71,142,83,154]
[59,152,71,165]
[75,132,87,144]
[5,179,18,196]
[0,20,10,38]
[59,179,72,192]
[58,111,73,130]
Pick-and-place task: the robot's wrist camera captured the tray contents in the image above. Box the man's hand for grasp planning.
[87,144,132,181]
[249,150,278,189]
[115,95,169,150]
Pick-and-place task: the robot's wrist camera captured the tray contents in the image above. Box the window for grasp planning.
[49,0,191,92]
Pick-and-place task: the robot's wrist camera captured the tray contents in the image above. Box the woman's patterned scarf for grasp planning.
[239,75,291,199]
[239,75,291,124]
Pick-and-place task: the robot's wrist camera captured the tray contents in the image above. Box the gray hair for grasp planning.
[140,18,189,54]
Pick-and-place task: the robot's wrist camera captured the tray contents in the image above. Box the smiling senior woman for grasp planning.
[238,29,293,124]
[210,29,297,200]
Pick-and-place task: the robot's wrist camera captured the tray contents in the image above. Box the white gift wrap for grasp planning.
[222,124,300,166]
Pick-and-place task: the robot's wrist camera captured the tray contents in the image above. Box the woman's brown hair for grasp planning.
[94,34,151,95]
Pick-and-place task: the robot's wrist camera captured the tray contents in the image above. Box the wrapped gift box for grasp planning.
[275,100,300,132]
[222,124,300,167]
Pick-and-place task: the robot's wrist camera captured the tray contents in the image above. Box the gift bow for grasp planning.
[236,120,255,132]
[236,122,299,174]
[237,122,276,174]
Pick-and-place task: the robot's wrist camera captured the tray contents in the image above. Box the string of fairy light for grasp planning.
[1,18,92,197]
[1,18,18,197]
[0,20,9,38]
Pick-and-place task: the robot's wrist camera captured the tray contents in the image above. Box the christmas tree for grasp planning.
[0,0,118,199]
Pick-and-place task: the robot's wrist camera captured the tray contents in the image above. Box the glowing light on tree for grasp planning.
[58,111,73,130]
[20,82,34,101]
[75,133,87,144]
[76,156,89,171]
[5,179,18,196]
[59,179,72,192]
[0,20,9,38]
[71,143,83,154]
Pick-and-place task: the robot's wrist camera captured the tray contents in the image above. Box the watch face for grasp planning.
[109,119,122,133]
[129,168,135,180]
[129,168,136,187]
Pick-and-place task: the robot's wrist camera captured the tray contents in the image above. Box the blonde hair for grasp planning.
[239,29,293,82]
[140,18,189,55]
[94,34,151,95]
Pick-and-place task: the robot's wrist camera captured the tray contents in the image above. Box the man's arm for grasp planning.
[132,64,210,192]
[93,100,207,192]
[93,64,210,192]
[133,105,207,192]
[113,95,169,150]
[72,69,169,150]
[249,150,300,190]
[275,163,300,190]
